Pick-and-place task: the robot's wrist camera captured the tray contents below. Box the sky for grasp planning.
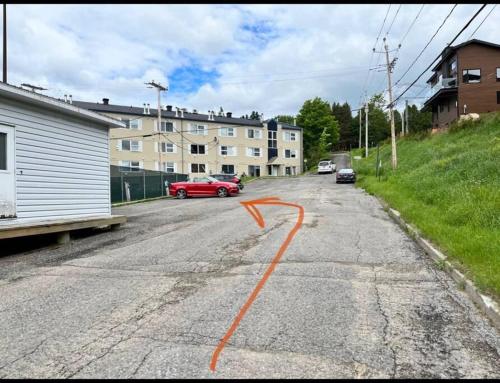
[6,4,499,117]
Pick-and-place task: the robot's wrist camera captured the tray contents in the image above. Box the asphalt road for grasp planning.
[0,159,499,378]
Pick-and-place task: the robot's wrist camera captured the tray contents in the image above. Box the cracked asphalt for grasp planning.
[0,153,499,378]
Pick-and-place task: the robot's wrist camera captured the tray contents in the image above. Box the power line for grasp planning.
[390,3,487,108]
[399,4,425,44]
[394,4,458,87]
[359,4,392,107]
[385,4,403,37]
[468,4,497,39]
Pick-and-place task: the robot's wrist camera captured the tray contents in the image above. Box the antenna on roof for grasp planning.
[20,83,47,93]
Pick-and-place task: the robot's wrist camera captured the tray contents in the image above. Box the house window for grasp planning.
[284,131,297,141]
[191,144,206,154]
[439,103,444,113]
[449,59,457,76]
[497,91,500,105]
[285,149,297,158]
[121,140,141,152]
[222,164,235,174]
[163,162,175,173]
[462,68,481,83]
[268,131,277,148]
[219,127,236,137]
[285,166,292,176]
[159,121,174,132]
[220,145,236,156]
[247,147,261,157]
[248,165,261,177]
[497,68,500,82]
[189,123,207,135]
[191,163,206,173]
[121,160,141,170]
[0,133,6,170]
[160,142,175,153]
[247,128,262,139]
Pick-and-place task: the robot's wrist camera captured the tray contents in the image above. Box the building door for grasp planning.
[0,125,16,218]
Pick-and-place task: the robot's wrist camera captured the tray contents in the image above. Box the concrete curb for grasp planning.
[376,197,500,330]
[112,196,172,207]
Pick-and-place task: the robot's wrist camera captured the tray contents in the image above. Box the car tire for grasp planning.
[217,187,228,198]
[176,189,187,199]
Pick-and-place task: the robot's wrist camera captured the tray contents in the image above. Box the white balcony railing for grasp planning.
[430,77,457,96]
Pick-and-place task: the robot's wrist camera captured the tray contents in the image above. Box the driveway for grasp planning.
[0,169,499,378]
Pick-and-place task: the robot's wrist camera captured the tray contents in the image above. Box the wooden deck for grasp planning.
[0,215,127,241]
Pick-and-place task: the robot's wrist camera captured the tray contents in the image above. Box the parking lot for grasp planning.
[0,164,499,378]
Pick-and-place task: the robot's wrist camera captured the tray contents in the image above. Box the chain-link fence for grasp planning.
[110,165,188,204]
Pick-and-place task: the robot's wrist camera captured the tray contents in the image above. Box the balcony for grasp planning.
[430,76,457,95]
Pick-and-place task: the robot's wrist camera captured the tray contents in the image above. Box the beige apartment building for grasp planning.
[73,99,303,178]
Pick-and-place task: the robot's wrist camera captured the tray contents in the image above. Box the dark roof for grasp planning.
[72,101,264,127]
[423,87,458,109]
[431,39,500,72]
[264,118,303,131]
[279,122,302,131]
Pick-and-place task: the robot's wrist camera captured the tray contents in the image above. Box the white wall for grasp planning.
[0,98,111,221]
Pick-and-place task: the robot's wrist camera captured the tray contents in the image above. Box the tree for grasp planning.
[274,115,296,125]
[331,101,354,151]
[249,111,261,120]
[406,104,432,133]
[296,97,339,163]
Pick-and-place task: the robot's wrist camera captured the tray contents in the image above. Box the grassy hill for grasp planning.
[352,113,500,299]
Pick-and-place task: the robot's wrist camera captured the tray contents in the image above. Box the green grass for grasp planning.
[352,112,500,299]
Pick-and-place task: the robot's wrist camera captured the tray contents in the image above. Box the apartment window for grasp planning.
[121,119,141,130]
[191,163,206,173]
[160,142,175,153]
[247,128,262,139]
[248,165,261,177]
[247,147,261,157]
[159,121,174,132]
[191,144,206,154]
[496,68,500,82]
[219,127,236,137]
[220,145,236,156]
[285,149,297,158]
[121,139,141,152]
[462,68,481,84]
[268,131,277,148]
[190,123,207,135]
[163,162,175,173]
[284,131,297,141]
[121,160,141,171]
[222,164,235,174]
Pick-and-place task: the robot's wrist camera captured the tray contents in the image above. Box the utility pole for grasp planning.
[214,137,219,174]
[405,99,409,135]
[358,107,362,149]
[145,80,167,190]
[364,102,369,158]
[401,107,405,136]
[3,4,6,83]
[382,37,398,169]
[181,119,184,174]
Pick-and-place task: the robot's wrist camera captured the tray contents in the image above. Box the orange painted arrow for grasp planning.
[209,196,304,372]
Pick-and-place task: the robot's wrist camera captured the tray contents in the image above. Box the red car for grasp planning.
[168,176,240,199]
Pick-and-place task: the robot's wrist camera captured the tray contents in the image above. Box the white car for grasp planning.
[317,160,335,174]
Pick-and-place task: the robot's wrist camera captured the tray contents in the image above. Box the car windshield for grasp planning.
[206,176,219,182]
[339,168,354,174]
[319,161,330,166]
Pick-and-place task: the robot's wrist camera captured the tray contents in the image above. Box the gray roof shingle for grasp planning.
[72,101,264,127]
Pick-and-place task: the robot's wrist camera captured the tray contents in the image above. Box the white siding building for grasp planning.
[0,83,124,223]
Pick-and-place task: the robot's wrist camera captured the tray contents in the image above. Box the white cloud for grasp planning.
[6,4,499,117]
